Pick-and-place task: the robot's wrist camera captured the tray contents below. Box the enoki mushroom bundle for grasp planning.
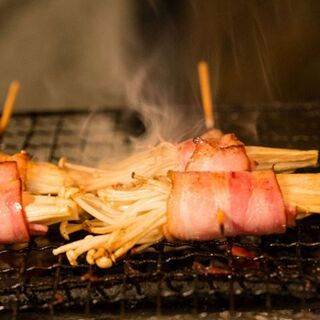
[53,176,170,268]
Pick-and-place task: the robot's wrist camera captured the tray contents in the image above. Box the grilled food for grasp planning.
[164,170,293,240]
[0,161,48,243]
[62,130,318,191]
[0,153,79,243]
[0,131,319,267]
[52,133,320,268]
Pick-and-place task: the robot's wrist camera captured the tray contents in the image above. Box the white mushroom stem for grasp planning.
[25,194,80,225]
[61,142,179,191]
[26,161,73,194]
[60,221,84,240]
[74,194,123,222]
[53,176,169,267]
[58,143,318,192]
[246,146,318,172]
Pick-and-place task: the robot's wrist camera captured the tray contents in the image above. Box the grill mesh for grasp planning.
[0,105,320,318]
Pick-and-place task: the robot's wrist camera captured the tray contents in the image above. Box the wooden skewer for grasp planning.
[198,61,214,129]
[217,208,225,236]
[0,81,20,133]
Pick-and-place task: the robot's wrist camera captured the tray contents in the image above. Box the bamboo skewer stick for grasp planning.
[198,61,214,129]
[0,81,20,133]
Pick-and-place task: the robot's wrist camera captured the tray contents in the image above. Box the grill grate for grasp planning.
[0,105,320,319]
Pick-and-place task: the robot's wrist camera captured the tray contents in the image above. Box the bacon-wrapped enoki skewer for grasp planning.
[0,153,80,244]
[0,161,31,243]
[53,170,320,268]
[53,133,320,268]
[164,170,294,241]
[2,131,316,194]
[61,130,318,191]
[0,151,72,195]
[0,132,318,253]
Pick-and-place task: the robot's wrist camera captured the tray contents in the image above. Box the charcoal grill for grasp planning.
[1,104,320,319]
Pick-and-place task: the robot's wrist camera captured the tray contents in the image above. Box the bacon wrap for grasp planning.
[164,171,288,241]
[177,139,195,171]
[177,129,223,170]
[0,151,29,186]
[0,162,30,243]
[186,134,252,172]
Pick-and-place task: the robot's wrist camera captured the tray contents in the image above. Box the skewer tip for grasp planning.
[217,208,225,236]
[197,61,214,130]
[0,80,20,133]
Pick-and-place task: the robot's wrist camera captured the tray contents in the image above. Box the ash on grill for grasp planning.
[1,105,320,319]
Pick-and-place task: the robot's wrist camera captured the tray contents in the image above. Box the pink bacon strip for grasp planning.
[186,134,252,172]
[178,131,253,172]
[165,171,288,241]
[177,129,223,170]
[0,161,47,243]
[0,174,29,243]
[0,152,29,185]
[0,161,19,184]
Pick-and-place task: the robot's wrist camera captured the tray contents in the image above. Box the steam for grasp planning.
[125,59,204,152]
[95,1,319,163]
[122,17,207,155]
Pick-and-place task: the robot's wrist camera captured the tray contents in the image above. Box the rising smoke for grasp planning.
[123,0,320,155]
[1,1,320,162]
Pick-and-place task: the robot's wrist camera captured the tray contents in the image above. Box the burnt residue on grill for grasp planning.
[1,105,320,319]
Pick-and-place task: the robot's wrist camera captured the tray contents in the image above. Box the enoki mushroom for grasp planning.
[59,144,318,192]
[1,142,318,268]
[61,142,180,191]
[24,192,80,225]
[53,175,170,268]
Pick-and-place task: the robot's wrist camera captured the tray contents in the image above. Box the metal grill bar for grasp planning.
[227,240,235,314]
[0,105,320,319]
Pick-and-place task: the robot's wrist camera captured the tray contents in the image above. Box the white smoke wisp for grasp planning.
[123,55,205,155]
[95,51,205,168]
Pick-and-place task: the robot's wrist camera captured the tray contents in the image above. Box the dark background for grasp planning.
[0,0,320,111]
